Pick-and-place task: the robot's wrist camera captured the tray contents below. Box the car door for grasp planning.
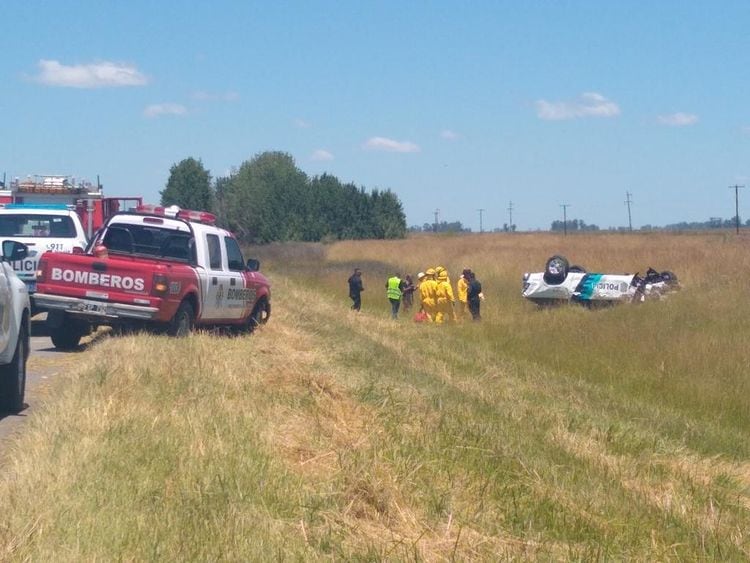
[223,236,251,320]
[199,232,235,321]
[0,263,12,353]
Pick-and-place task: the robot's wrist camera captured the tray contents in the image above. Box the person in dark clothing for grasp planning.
[348,268,364,311]
[467,271,483,321]
[401,274,416,311]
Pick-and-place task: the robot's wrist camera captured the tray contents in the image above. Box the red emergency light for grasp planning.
[134,204,216,225]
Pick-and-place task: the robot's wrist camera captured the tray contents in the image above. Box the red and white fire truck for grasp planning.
[0,175,143,238]
[34,204,271,349]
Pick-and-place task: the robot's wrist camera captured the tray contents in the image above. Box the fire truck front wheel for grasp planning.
[247,298,270,333]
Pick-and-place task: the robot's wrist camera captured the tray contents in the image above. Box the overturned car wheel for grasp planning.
[543,255,570,285]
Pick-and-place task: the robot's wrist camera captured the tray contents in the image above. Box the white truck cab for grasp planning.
[0,204,88,311]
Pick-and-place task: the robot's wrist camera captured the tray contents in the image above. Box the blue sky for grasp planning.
[1,1,749,231]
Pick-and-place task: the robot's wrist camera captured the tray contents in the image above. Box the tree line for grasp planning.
[160,152,407,243]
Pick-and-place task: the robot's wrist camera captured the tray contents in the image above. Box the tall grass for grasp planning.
[0,231,747,560]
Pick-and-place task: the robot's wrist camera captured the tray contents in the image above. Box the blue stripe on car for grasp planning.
[573,273,603,301]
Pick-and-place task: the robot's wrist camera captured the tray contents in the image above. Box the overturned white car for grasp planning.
[522,255,679,307]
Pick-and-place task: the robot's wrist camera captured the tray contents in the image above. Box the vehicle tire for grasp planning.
[168,301,194,337]
[543,255,570,285]
[50,318,87,350]
[247,298,270,334]
[0,321,27,413]
[569,264,587,273]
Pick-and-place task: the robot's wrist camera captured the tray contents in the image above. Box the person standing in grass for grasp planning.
[385,273,404,319]
[456,268,470,320]
[401,274,416,312]
[434,270,455,324]
[467,271,483,321]
[348,268,364,311]
[419,269,438,321]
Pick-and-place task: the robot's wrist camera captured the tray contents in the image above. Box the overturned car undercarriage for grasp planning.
[522,255,680,307]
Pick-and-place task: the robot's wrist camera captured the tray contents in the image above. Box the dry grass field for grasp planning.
[0,231,748,560]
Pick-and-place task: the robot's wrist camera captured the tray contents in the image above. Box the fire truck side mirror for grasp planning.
[246,258,260,272]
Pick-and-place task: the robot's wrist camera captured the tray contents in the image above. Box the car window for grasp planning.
[224,236,245,272]
[206,234,222,270]
[0,214,77,238]
[103,223,193,261]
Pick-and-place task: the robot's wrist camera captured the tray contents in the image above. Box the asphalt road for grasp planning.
[0,316,79,445]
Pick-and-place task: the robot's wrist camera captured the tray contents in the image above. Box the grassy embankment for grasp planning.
[1,231,748,560]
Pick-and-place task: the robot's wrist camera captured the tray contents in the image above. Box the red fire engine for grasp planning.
[0,175,143,238]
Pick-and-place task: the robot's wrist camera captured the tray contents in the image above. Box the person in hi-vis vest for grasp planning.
[385,274,405,319]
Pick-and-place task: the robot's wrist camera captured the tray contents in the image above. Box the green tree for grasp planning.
[221,152,308,243]
[160,157,214,211]
[213,150,408,243]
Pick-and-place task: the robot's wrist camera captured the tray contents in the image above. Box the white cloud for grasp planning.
[363,136,420,153]
[535,92,621,120]
[293,118,312,129]
[311,149,334,161]
[440,129,459,140]
[143,103,188,118]
[192,91,239,102]
[657,112,699,126]
[34,59,148,88]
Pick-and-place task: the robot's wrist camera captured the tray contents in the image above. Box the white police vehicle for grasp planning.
[0,204,87,312]
[522,255,680,307]
[0,240,31,413]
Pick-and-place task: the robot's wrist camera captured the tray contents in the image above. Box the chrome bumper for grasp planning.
[33,294,159,321]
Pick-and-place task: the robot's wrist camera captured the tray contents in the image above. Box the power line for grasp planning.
[560,204,571,236]
[477,208,485,233]
[729,185,744,234]
[625,191,633,232]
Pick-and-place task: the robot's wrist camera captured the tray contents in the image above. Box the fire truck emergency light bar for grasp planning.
[135,204,216,225]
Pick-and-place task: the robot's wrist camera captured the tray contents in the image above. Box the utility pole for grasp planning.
[560,204,570,236]
[625,191,633,232]
[729,185,744,234]
[433,208,440,233]
[477,208,485,233]
[507,201,514,231]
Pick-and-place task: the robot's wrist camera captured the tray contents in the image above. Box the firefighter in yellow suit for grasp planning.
[434,270,455,324]
[419,268,438,321]
[456,268,470,320]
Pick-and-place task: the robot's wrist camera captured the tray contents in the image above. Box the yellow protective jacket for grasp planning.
[435,279,455,305]
[457,276,468,303]
[419,279,438,307]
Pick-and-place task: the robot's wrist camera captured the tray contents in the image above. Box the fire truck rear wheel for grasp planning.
[50,319,87,350]
[168,301,194,337]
